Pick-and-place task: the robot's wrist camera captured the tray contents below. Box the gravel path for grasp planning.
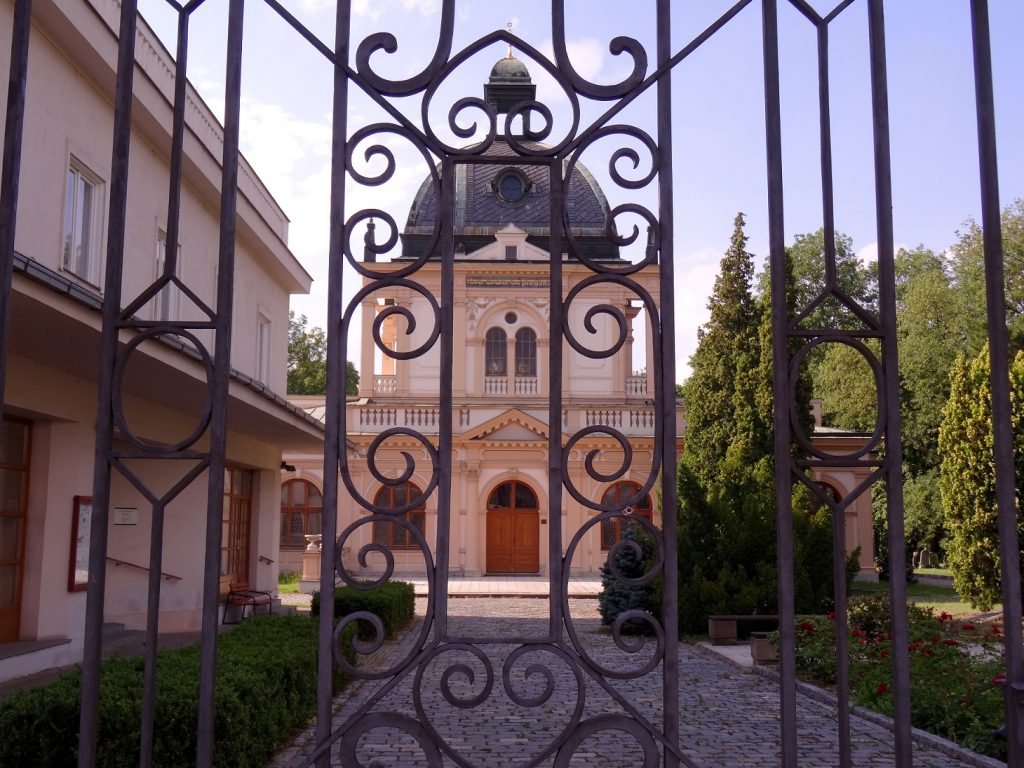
[271,598,999,767]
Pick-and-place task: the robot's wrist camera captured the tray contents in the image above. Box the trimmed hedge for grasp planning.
[311,580,415,638]
[0,616,352,768]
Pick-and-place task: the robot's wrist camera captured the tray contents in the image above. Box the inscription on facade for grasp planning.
[466,276,550,289]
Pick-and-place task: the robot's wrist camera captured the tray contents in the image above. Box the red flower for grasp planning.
[876,682,888,695]
[993,673,1007,685]
[799,621,815,632]
[942,639,959,646]
[852,629,865,637]
[880,650,890,658]
[962,623,976,632]
[939,611,953,621]
[827,611,836,620]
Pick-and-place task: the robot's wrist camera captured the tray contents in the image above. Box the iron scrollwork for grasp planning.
[280,1,682,765]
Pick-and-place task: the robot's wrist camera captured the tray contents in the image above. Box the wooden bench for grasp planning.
[222,582,273,624]
[707,614,779,646]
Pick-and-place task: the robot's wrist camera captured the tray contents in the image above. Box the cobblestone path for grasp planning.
[271,598,998,767]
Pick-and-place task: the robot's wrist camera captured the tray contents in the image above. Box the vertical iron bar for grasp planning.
[317,2,350,764]
[969,1,1023,764]
[816,22,837,284]
[816,14,849,766]
[762,1,797,765]
[547,160,564,640]
[139,501,167,767]
[78,1,139,763]
[866,2,912,765]
[435,158,454,637]
[163,11,190,276]
[656,1,680,764]
[832,505,851,767]
[0,0,32,420]
[195,2,244,764]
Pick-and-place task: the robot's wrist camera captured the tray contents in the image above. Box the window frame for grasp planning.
[62,158,105,287]
[372,482,426,550]
[256,311,272,383]
[514,327,537,376]
[280,479,323,549]
[600,481,653,551]
[155,228,182,322]
[484,327,507,376]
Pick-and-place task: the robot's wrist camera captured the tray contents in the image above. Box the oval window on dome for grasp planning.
[496,170,527,203]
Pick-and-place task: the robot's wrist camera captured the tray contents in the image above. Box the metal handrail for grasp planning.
[106,556,182,582]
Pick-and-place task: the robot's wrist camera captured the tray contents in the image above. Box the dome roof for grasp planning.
[401,138,620,261]
[489,55,531,82]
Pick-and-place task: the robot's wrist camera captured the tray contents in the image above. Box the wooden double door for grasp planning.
[485,480,539,574]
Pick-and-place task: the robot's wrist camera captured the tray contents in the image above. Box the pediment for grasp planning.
[460,409,548,441]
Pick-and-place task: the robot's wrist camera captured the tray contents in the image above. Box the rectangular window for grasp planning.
[62,161,103,285]
[155,229,182,321]
[505,245,517,262]
[257,313,272,383]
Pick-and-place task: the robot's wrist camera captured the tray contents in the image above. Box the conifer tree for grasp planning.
[676,217,834,633]
[938,346,1024,610]
[682,212,758,490]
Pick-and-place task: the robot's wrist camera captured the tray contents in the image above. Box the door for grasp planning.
[0,419,30,643]
[485,480,539,574]
[219,468,252,594]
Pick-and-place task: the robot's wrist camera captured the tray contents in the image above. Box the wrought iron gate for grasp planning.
[0,1,1018,767]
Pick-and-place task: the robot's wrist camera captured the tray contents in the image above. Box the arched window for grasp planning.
[280,479,323,548]
[811,482,843,511]
[487,480,538,510]
[485,328,507,375]
[514,328,537,376]
[373,482,426,550]
[600,481,654,550]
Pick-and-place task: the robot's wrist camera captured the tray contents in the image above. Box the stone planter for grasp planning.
[750,631,778,664]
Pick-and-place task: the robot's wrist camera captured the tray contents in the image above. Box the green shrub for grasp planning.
[598,524,659,634]
[0,616,352,768]
[311,580,415,639]
[783,601,1007,760]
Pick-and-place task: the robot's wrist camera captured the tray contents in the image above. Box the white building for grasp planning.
[0,0,323,682]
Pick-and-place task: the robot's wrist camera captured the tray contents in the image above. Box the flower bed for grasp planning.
[783,596,1006,760]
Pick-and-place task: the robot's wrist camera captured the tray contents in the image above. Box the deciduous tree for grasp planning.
[287,310,359,396]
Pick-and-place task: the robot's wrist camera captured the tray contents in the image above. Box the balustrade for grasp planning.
[625,375,647,396]
[373,374,396,393]
[483,376,507,396]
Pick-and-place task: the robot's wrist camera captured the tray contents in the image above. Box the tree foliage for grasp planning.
[758,228,877,331]
[287,310,358,396]
[677,215,837,634]
[682,213,759,491]
[938,345,1024,610]
[948,198,1024,356]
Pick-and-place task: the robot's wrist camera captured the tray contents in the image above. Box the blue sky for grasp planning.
[137,0,1023,382]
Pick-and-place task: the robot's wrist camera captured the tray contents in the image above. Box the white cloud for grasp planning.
[856,241,908,264]
[534,37,607,104]
[857,242,878,263]
[673,251,720,381]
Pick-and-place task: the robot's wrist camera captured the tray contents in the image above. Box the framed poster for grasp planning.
[68,496,92,592]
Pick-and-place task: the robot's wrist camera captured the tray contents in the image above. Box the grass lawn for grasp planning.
[851,579,998,619]
[914,567,953,578]
[278,570,301,594]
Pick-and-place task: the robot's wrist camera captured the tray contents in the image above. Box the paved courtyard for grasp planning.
[271,597,1002,767]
